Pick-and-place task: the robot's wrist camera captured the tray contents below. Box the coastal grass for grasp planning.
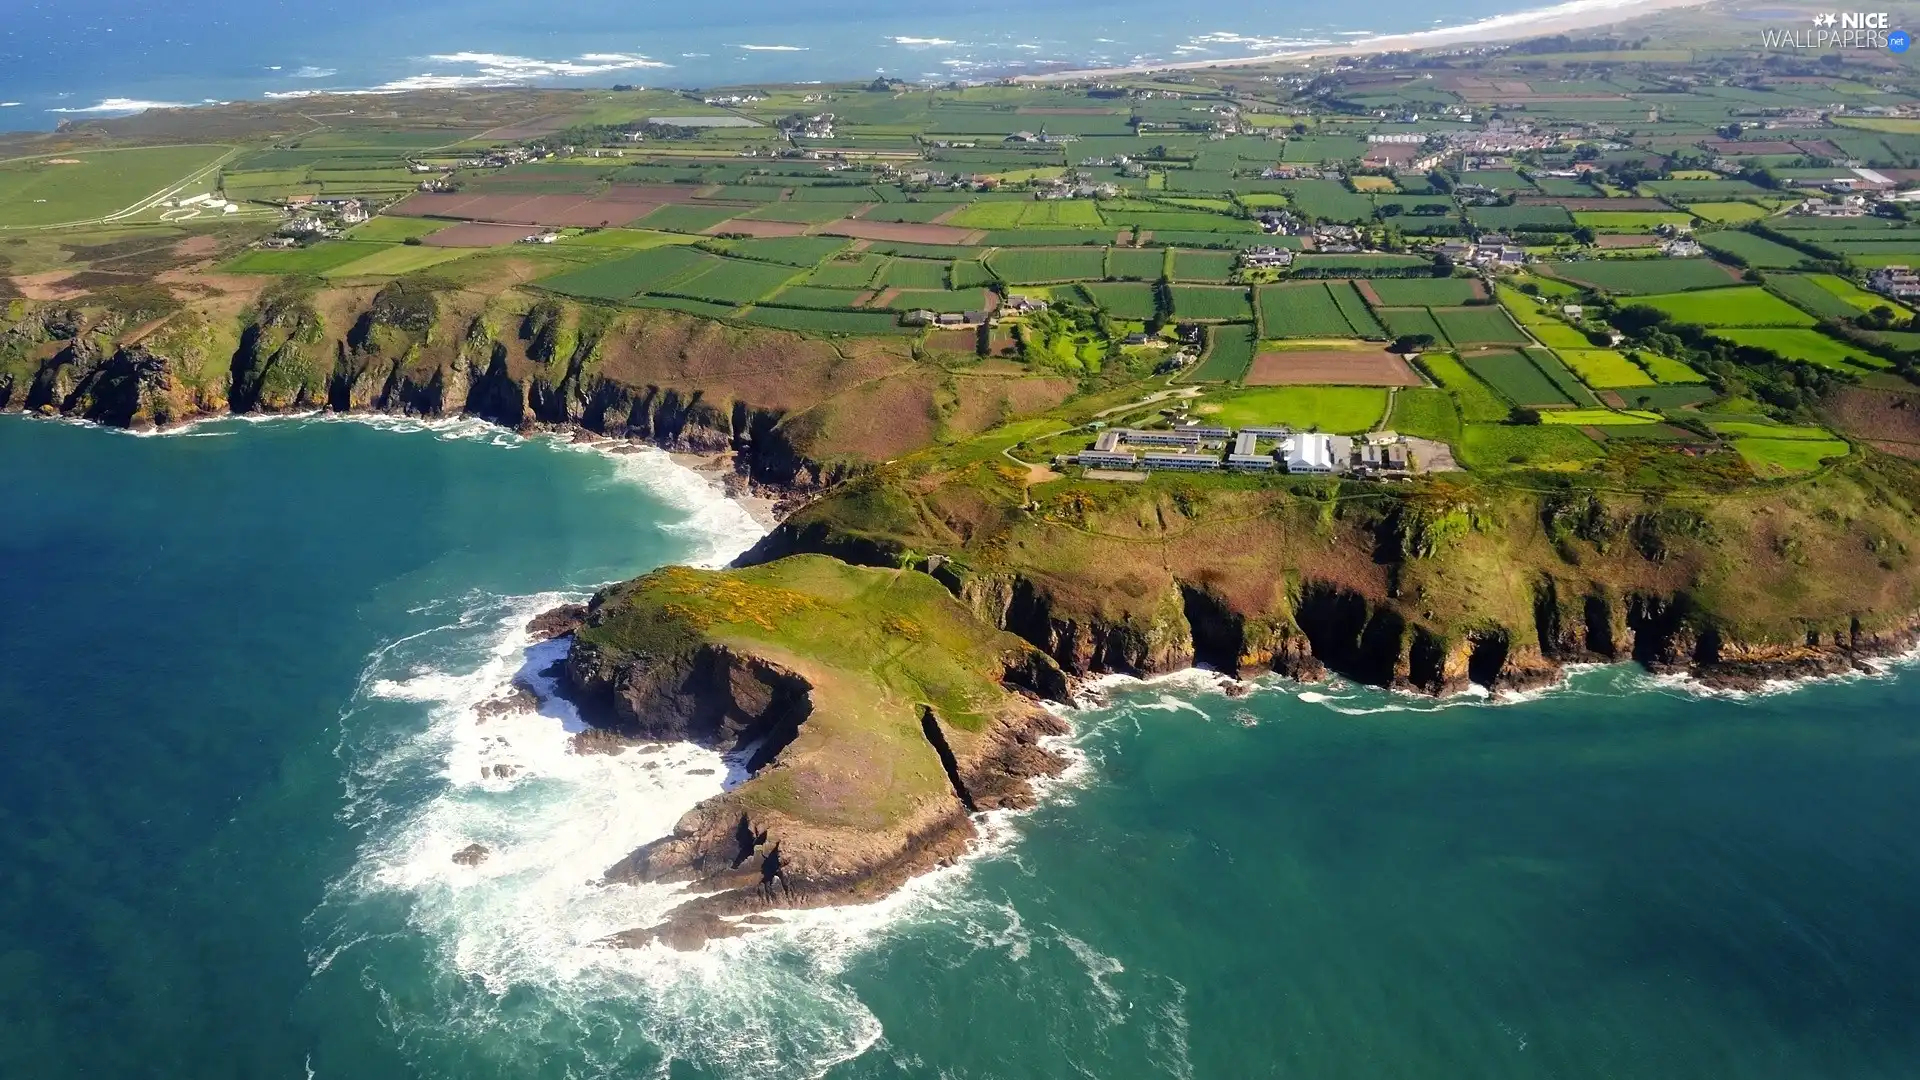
[577,556,1040,829]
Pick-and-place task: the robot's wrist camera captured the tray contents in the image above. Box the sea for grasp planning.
[4,412,1920,1080]
[7,0,1569,125]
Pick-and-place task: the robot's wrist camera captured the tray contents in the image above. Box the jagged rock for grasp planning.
[526,604,587,641]
[451,843,490,866]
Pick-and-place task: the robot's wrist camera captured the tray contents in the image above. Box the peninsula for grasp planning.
[9,0,1920,935]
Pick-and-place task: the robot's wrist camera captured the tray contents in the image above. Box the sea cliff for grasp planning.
[541,556,1069,949]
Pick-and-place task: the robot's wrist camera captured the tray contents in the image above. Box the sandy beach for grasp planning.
[1018,0,1719,81]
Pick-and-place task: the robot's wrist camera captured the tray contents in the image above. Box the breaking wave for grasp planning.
[294,425,1093,1077]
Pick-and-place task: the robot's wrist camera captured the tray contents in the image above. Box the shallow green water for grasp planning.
[3,414,1917,1079]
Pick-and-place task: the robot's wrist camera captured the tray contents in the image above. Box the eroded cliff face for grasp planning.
[2,291,849,492]
[749,477,1920,695]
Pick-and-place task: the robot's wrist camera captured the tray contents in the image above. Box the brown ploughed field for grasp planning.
[1244,349,1423,387]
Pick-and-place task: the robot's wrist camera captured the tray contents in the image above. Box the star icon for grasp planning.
[1818,12,1838,26]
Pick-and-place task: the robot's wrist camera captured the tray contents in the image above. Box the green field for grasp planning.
[1710,329,1893,370]
[1170,249,1239,282]
[1559,349,1655,388]
[989,247,1109,283]
[1433,307,1529,346]
[1765,273,1861,320]
[1462,350,1576,407]
[1538,409,1662,425]
[1419,353,1511,423]
[1638,352,1707,383]
[1107,247,1169,280]
[1259,283,1358,338]
[766,286,868,310]
[1571,211,1697,232]
[1459,424,1603,469]
[1637,286,1816,327]
[883,288,989,313]
[705,235,849,267]
[1733,437,1851,476]
[0,145,230,227]
[1378,307,1449,346]
[320,244,472,277]
[1541,259,1736,294]
[1810,273,1909,315]
[1385,387,1462,443]
[807,253,888,288]
[1707,421,1839,440]
[1200,385,1388,432]
[1526,320,1596,349]
[1278,179,1373,222]
[948,199,1104,229]
[1467,204,1575,231]
[223,241,393,274]
[1687,202,1768,224]
[1081,282,1160,319]
[1187,324,1258,382]
[1330,282,1386,339]
[538,245,715,299]
[1364,278,1482,306]
[876,257,952,290]
[1291,253,1431,276]
[1170,285,1255,321]
[661,257,801,303]
[1699,230,1810,269]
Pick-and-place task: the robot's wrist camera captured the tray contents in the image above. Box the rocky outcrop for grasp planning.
[545,559,1072,950]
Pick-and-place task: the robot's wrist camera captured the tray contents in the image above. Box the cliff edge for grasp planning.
[555,555,1069,949]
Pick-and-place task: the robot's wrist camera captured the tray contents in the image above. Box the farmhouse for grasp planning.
[1240,246,1295,269]
[1869,266,1920,299]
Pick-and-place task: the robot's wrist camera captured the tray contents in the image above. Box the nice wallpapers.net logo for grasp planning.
[1761,11,1909,50]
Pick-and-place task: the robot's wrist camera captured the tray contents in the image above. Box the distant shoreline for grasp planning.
[1016,0,1717,81]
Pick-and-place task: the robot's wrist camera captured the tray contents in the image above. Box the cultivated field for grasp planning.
[1245,349,1422,387]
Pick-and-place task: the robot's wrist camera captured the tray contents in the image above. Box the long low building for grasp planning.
[1116,428,1203,447]
[1077,450,1140,468]
[1141,452,1220,471]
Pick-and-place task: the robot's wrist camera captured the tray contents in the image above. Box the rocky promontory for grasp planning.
[549,555,1070,949]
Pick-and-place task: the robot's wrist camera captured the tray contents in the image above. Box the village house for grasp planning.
[1869,265,1920,299]
[1239,245,1295,270]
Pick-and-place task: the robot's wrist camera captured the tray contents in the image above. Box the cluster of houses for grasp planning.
[260,196,370,245]
[1868,266,1920,300]
[904,294,1049,329]
[1073,425,1415,476]
[1434,236,1526,270]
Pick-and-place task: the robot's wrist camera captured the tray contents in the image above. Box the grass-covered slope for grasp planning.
[749,440,1920,693]
[566,555,1068,947]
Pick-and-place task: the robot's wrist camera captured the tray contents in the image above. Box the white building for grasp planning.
[1282,433,1338,475]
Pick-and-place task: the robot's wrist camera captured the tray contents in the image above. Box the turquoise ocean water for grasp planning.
[7,0,1534,123]
[3,413,1920,1079]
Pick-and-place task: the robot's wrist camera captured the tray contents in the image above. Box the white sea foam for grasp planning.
[892,36,961,47]
[291,66,338,78]
[732,43,809,51]
[557,439,766,569]
[0,102,20,108]
[311,576,1095,1077]
[47,97,195,114]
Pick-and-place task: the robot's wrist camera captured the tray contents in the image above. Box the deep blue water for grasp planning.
[4,412,1920,1079]
[1,0,1527,124]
